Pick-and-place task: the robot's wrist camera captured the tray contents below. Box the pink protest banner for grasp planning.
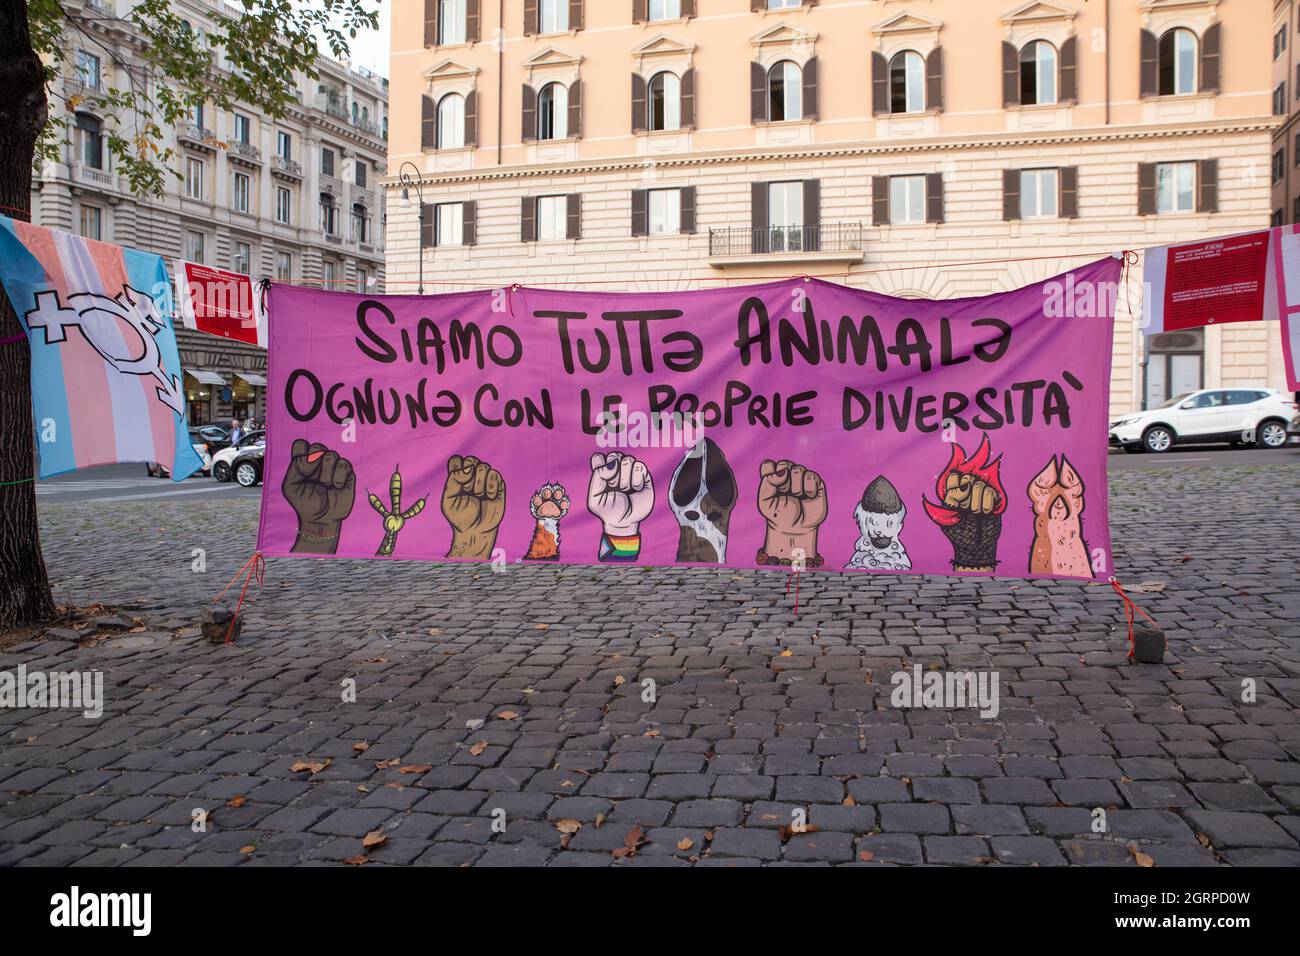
[257,259,1121,580]
[1267,224,1300,390]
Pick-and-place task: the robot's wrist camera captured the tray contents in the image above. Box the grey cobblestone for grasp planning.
[2,460,1297,866]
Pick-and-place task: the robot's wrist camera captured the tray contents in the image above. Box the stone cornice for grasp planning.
[383,118,1279,189]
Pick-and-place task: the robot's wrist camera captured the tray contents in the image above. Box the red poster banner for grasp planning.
[173,260,265,346]
[1157,232,1271,332]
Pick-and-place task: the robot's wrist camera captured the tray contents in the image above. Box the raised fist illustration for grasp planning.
[441,454,506,560]
[283,439,356,555]
[756,458,827,568]
[587,451,654,562]
[922,435,1007,573]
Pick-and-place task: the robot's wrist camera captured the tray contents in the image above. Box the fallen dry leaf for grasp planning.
[534,623,550,630]
[676,838,694,851]
[858,850,875,862]
[642,729,660,738]
[399,764,432,775]
[352,741,370,753]
[496,711,519,721]
[290,759,331,775]
[611,826,648,859]
[469,740,488,756]
[239,845,256,854]
[843,796,856,807]
[614,675,626,686]
[554,819,582,835]
[780,649,794,658]
[362,830,388,849]
[226,795,246,808]
[1129,844,1155,868]
[343,855,369,866]
[374,758,400,770]
[427,628,443,636]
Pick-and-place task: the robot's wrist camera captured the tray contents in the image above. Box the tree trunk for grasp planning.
[0,0,57,628]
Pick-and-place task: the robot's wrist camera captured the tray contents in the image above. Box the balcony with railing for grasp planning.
[177,123,216,151]
[707,223,865,265]
[271,154,303,179]
[229,140,262,166]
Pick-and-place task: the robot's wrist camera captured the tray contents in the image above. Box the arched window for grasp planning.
[319,193,337,235]
[1019,41,1057,105]
[767,60,802,122]
[889,51,924,114]
[352,202,369,242]
[351,102,359,123]
[538,82,569,140]
[361,106,369,125]
[648,72,681,131]
[437,93,465,148]
[1158,28,1197,95]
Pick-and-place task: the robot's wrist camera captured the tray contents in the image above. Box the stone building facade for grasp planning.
[32,0,390,427]
[386,0,1283,417]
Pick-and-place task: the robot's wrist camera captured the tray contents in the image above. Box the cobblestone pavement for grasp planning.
[2,459,1298,867]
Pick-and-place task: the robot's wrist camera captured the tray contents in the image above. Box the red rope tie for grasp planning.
[786,568,801,616]
[212,551,265,645]
[1110,576,1158,659]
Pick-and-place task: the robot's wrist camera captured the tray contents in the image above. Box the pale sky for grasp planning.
[347,0,391,78]
[300,0,390,77]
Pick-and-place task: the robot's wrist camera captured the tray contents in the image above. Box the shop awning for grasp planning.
[235,371,268,386]
[187,369,227,385]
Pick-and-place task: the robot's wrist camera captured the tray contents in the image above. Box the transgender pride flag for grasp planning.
[0,215,202,480]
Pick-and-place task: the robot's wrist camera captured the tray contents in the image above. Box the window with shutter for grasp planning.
[522,84,538,141]
[1139,29,1158,98]
[871,52,888,115]
[871,175,889,225]
[750,62,767,124]
[568,80,583,138]
[1003,169,1021,220]
[421,95,437,150]
[424,0,438,47]
[1137,163,1156,216]
[925,172,944,223]
[1059,36,1077,103]
[751,181,769,253]
[463,200,478,246]
[802,57,819,120]
[631,189,649,237]
[521,196,537,241]
[1196,159,1217,213]
[681,69,696,128]
[925,47,943,113]
[632,73,648,132]
[1060,167,1079,219]
[567,193,582,240]
[680,186,697,234]
[1199,23,1220,93]
[419,203,435,248]
[464,91,478,147]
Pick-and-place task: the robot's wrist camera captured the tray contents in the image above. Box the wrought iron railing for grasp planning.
[707,222,864,257]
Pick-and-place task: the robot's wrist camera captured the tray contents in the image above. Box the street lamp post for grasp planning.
[399,161,425,295]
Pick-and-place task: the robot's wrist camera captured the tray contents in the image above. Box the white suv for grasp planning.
[1110,388,1298,453]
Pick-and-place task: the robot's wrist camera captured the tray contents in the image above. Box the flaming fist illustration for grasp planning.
[588,452,654,562]
[284,439,356,555]
[441,455,506,560]
[756,459,828,568]
[524,483,571,561]
[922,435,1007,573]
[368,465,428,557]
[1027,455,1091,578]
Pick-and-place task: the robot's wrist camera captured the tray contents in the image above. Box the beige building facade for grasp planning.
[387,0,1283,416]
[34,0,390,427]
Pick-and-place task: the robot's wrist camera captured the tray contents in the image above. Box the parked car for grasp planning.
[1290,413,1300,442]
[211,430,265,482]
[146,426,217,477]
[1110,387,1298,453]
[231,445,265,488]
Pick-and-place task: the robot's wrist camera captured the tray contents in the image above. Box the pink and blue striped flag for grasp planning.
[0,215,202,479]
